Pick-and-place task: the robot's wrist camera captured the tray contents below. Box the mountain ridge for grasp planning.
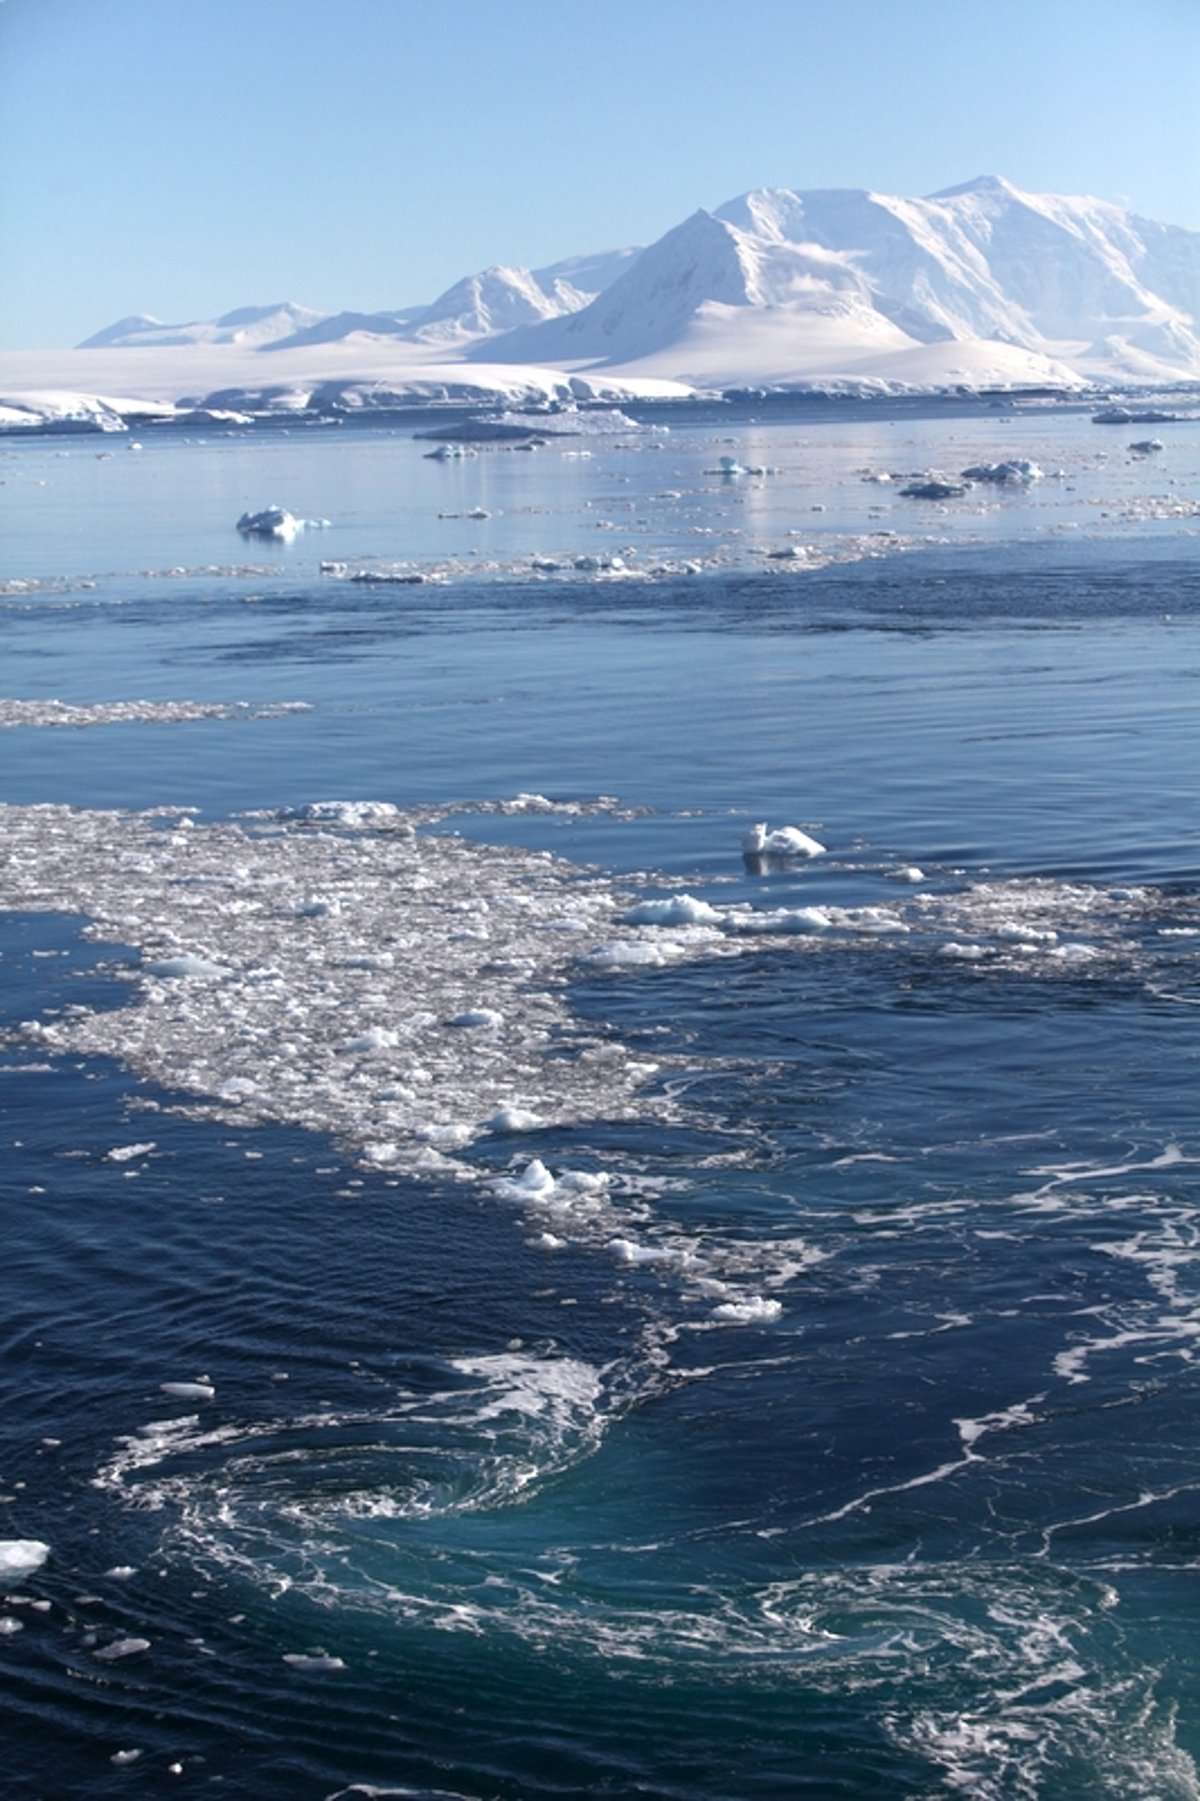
[75,179,1200,387]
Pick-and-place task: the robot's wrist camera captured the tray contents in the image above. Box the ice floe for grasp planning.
[0,1541,49,1581]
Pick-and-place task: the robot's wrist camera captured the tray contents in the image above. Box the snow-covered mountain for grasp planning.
[78,302,327,350]
[480,177,1200,384]
[85,251,643,357]
[66,181,1200,390]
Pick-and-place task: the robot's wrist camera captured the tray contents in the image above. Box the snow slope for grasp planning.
[482,177,1200,385]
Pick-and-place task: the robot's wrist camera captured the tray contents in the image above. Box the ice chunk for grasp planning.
[492,1159,557,1200]
[899,479,970,500]
[584,939,687,968]
[236,506,329,539]
[0,1541,49,1580]
[93,1636,151,1661]
[487,1106,545,1134]
[279,800,406,830]
[448,1008,504,1029]
[960,459,1042,484]
[106,1142,156,1162]
[283,1652,346,1673]
[712,1295,783,1322]
[160,1381,215,1401]
[144,953,232,979]
[621,895,722,927]
[236,505,301,540]
[608,1237,679,1264]
[343,1027,400,1054]
[742,822,826,858]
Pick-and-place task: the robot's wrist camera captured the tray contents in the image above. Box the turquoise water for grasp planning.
[1,408,1199,1798]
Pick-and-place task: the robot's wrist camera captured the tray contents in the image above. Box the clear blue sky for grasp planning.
[2,0,1198,348]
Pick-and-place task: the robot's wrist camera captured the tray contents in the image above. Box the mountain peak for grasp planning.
[928,174,1018,201]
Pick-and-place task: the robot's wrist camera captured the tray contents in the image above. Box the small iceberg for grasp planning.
[236,506,329,540]
[960,459,1042,485]
[899,478,970,500]
[742,822,826,859]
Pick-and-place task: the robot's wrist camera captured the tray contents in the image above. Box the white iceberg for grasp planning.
[742,822,826,859]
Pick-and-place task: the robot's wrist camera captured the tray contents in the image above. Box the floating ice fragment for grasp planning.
[343,1027,400,1054]
[448,1008,504,1029]
[144,954,232,980]
[584,939,687,968]
[742,822,826,858]
[236,506,301,540]
[0,1541,49,1580]
[111,1750,143,1766]
[724,905,833,935]
[608,1237,679,1265]
[960,459,1042,484]
[621,895,722,927]
[712,1295,783,1322]
[899,479,970,500]
[283,1652,346,1673]
[94,1636,151,1662]
[106,1142,156,1162]
[889,866,926,883]
[0,1618,23,1635]
[487,1106,545,1134]
[160,1381,215,1400]
[279,800,406,831]
[492,1159,557,1201]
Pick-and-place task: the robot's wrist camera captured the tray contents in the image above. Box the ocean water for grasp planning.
[1,403,1199,1799]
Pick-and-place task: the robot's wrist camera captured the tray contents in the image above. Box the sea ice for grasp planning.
[279,800,407,830]
[160,1381,215,1401]
[0,1541,49,1581]
[144,954,232,979]
[487,1106,546,1134]
[621,895,722,927]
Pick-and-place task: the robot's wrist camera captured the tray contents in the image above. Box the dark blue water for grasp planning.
[2,419,1199,1798]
